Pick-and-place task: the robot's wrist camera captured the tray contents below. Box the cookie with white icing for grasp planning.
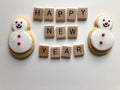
[88,14,114,55]
[8,16,35,59]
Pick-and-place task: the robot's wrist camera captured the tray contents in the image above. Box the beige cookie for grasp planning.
[87,14,114,56]
[8,16,35,59]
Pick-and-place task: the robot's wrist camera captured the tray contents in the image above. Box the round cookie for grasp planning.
[8,16,35,59]
[88,14,114,55]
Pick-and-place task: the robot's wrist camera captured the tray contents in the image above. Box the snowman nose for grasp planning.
[105,22,108,25]
[17,23,21,26]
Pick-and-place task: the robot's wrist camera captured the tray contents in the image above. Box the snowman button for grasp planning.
[102,33,105,37]
[99,41,103,45]
[17,35,21,38]
[17,42,21,46]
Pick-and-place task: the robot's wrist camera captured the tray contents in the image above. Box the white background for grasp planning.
[0,0,120,90]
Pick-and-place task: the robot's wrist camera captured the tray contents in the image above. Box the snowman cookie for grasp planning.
[8,16,35,59]
[88,14,114,55]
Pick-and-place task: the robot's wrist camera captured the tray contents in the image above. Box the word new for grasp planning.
[39,44,84,59]
[45,26,78,39]
[33,7,88,22]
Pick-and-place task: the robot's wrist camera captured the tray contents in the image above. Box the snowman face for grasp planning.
[97,16,112,29]
[12,18,27,31]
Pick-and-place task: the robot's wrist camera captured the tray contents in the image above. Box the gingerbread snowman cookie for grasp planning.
[88,14,114,55]
[8,16,35,59]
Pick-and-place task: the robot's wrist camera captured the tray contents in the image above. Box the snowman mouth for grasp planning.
[16,24,22,29]
[103,22,110,27]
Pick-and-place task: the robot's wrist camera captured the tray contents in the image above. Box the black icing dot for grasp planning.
[20,21,23,24]
[108,20,110,22]
[103,19,105,22]
[15,21,18,23]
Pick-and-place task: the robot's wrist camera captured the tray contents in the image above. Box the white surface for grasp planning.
[0,0,120,90]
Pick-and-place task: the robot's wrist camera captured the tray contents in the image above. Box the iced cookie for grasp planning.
[8,16,35,59]
[88,14,114,55]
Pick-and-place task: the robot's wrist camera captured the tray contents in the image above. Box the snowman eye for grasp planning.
[15,21,18,23]
[108,20,110,22]
[103,19,105,22]
[20,21,23,24]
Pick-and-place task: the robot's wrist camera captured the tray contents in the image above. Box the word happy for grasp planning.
[33,7,88,21]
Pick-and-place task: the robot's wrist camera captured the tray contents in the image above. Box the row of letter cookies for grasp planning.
[33,7,88,22]
[39,45,84,59]
[8,14,114,59]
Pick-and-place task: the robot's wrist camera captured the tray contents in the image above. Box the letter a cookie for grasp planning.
[8,16,35,59]
[87,14,114,55]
